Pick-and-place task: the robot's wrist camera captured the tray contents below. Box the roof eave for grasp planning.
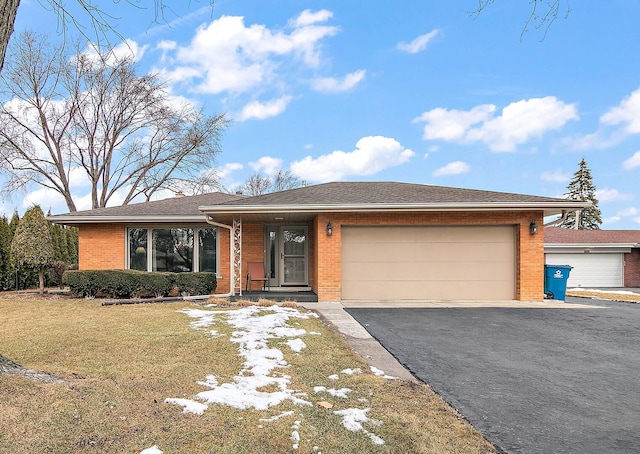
[48,215,207,224]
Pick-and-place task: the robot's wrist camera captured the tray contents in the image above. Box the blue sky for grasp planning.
[4,0,640,228]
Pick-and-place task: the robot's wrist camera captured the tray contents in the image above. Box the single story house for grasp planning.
[49,181,587,302]
[544,227,640,288]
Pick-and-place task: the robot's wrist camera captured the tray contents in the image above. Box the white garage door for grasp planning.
[545,253,623,287]
[341,225,516,301]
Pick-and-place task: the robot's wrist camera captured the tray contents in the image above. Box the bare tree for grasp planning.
[0,0,214,73]
[0,31,227,211]
[471,0,572,40]
[242,169,300,196]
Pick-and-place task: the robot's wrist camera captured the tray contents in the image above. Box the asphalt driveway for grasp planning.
[346,297,640,454]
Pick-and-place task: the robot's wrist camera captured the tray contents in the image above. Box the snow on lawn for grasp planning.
[166,305,313,412]
[163,304,386,450]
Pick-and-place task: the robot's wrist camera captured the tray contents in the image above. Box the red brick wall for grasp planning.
[313,211,545,302]
[78,211,546,301]
[624,250,640,287]
[78,224,126,269]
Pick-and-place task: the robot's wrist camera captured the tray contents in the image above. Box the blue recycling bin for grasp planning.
[544,265,573,301]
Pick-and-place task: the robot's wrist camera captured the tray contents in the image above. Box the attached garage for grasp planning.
[545,253,623,287]
[341,225,516,301]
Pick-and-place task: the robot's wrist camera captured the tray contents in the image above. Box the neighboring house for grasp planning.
[49,182,587,302]
[544,227,640,288]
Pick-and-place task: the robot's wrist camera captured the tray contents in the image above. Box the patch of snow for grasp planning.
[291,420,302,450]
[328,374,339,380]
[140,446,163,454]
[314,386,352,399]
[167,306,314,412]
[370,366,396,379]
[333,408,384,445]
[286,338,306,353]
[259,410,295,423]
[341,368,362,375]
[163,398,208,415]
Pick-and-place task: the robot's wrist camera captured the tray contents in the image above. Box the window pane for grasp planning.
[152,228,193,272]
[198,228,217,273]
[129,228,148,271]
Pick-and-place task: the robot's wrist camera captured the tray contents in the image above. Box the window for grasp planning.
[127,227,217,273]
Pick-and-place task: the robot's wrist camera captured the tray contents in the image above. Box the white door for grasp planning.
[341,225,516,301]
[545,253,623,287]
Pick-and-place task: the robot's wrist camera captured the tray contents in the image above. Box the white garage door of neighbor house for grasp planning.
[341,225,516,301]
[545,253,623,288]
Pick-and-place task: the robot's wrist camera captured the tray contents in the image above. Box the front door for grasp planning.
[265,226,309,287]
[280,226,308,286]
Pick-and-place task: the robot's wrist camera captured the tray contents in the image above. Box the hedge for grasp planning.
[62,269,217,298]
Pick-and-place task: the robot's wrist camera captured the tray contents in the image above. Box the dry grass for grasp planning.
[566,289,640,303]
[0,296,496,453]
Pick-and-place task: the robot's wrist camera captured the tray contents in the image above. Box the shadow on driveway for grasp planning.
[346,297,640,454]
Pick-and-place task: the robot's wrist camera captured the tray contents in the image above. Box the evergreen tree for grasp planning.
[0,216,12,290]
[10,206,55,294]
[559,158,602,230]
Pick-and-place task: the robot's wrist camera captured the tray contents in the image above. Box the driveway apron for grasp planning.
[346,298,640,454]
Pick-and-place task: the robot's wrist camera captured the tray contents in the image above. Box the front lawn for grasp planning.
[0,296,495,453]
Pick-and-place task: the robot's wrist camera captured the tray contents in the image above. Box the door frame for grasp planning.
[264,225,309,287]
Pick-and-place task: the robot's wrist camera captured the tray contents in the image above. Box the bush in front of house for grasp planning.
[172,272,218,296]
[62,270,217,299]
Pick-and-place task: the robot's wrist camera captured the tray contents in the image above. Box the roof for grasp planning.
[545,226,640,245]
[49,182,589,224]
[48,192,242,224]
[200,182,590,222]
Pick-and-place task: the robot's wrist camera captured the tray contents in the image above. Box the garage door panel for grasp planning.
[342,226,516,301]
[545,253,623,287]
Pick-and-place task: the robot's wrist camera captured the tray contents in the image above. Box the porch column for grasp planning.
[233,216,242,295]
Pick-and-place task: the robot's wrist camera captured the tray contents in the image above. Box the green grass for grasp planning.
[0,296,495,453]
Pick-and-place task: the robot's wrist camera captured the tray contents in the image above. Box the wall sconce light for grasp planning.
[326,221,333,237]
[529,220,538,235]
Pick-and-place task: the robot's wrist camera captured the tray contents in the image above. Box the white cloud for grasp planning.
[290,136,414,182]
[218,163,244,179]
[414,97,578,152]
[432,161,469,177]
[237,96,292,121]
[601,87,640,134]
[311,70,366,93]
[623,151,640,169]
[397,29,439,54]
[84,39,148,64]
[414,105,495,141]
[289,9,333,28]
[162,12,339,95]
[597,188,633,202]
[540,170,570,183]
[249,157,283,175]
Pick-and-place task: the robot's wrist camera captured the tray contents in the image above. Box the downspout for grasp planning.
[544,210,568,227]
[205,215,235,298]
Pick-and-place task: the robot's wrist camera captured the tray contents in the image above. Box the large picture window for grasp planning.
[127,227,217,273]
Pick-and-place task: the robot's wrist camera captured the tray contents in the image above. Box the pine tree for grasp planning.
[559,158,602,230]
[10,206,55,294]
[0,216,12,290]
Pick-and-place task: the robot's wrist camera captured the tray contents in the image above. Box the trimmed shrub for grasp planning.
[172,272,217,296]
[62,270,217,299]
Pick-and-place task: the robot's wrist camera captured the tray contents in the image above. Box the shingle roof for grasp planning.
[49,192,242,221]
[211,182,570,206]
[545,226,640,244]
[49,182,589,224]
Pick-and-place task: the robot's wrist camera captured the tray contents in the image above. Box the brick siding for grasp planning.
[78,210,545,302]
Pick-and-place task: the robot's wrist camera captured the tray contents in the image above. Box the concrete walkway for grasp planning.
[299,300,600,382]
